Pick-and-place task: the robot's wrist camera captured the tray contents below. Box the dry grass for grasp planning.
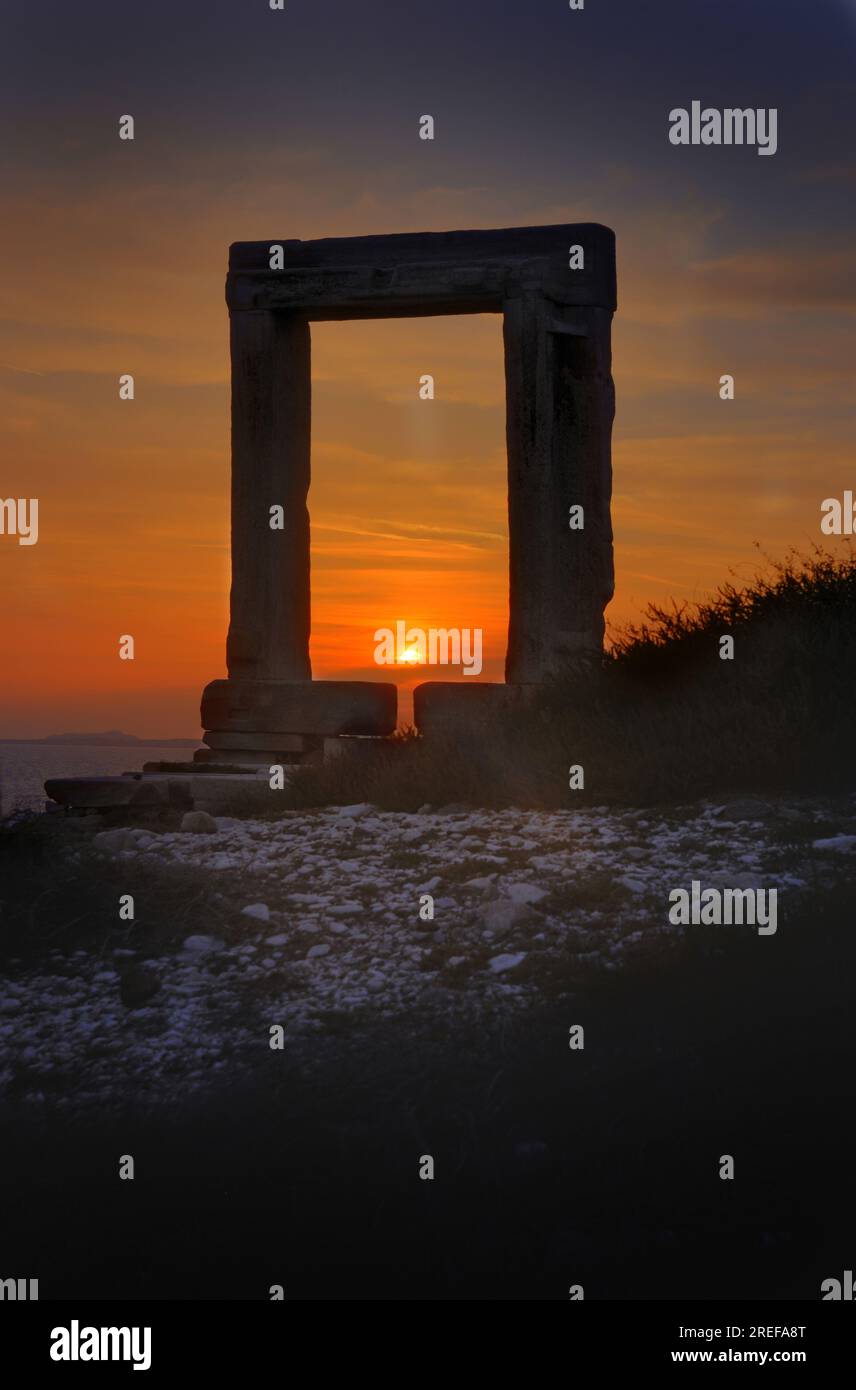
[277,547,856,811]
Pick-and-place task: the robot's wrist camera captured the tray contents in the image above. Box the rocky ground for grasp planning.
[2,794,855,1110]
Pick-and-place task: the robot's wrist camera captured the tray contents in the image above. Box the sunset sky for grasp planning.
[1,0,854,736]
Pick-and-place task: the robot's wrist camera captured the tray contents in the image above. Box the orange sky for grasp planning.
[1,272,853,737]
[1,1,854,737]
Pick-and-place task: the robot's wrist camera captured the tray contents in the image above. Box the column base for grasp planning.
[201,679,397,739]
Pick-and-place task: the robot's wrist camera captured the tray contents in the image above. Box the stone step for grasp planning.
[44,776,167,809]
[184,773,296,815]
[192,748,320,767]
[43,769,294,816]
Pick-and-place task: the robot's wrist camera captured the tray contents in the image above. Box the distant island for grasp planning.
[3,730,198,747]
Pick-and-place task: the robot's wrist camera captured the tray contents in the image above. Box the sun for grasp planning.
[398,645,422,665]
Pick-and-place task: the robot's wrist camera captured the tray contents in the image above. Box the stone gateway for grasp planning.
[201,223,617,752]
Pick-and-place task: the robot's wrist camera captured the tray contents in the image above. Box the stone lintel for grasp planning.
[201,679,397,737]
[226,223,616,317]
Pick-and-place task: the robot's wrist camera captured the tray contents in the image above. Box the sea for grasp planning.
[0,743,198,817]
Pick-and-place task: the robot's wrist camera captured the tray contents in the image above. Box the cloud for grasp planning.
[686,248,856,313]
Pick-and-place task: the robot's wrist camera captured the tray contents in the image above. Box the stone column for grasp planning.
[503,295,614,683]
[226,309,312,682]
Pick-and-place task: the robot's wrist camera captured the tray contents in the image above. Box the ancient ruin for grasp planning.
[44,224,617,812]
[201,222,617,754]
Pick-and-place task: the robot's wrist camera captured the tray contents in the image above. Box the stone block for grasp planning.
[201,679,397,737]
[323,735,399,764]
[202,730,320,752]
[181,810,218,834]
[44,777,166,809]
[192,748,321,768]
[185,774,293,815]
[413,682,543,736]
[166,778,194,808]
[227,224,617,318]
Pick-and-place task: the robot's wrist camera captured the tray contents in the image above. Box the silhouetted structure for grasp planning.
[202,224,616,747]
